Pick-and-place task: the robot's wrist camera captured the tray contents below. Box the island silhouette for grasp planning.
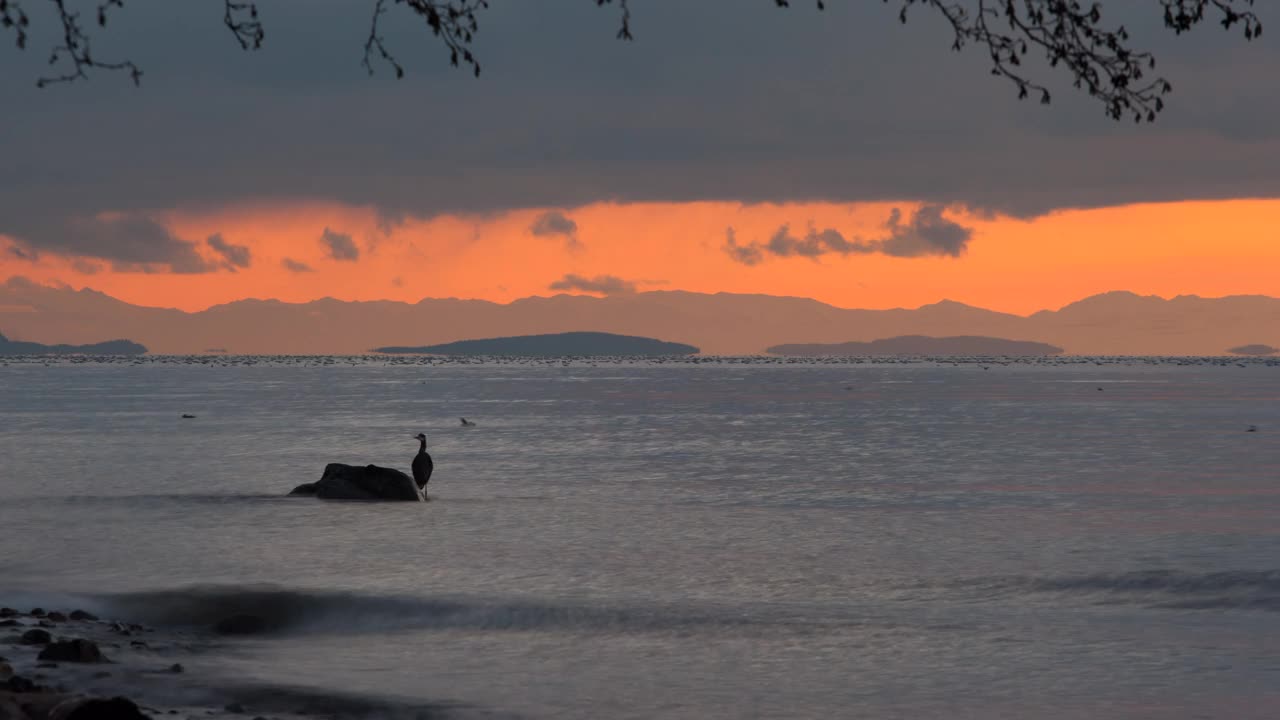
[0,330,147,356]
[374,331,699,356]
[768,336,1063,357]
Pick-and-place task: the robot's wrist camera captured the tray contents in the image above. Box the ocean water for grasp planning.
[2,356,1279,719]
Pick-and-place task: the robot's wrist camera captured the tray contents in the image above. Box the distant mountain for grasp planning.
[0,330,146,356]
[1228,344,1278,356]
[767,335,1063,357]
[1,277,1277,355]
[375,331,698,356]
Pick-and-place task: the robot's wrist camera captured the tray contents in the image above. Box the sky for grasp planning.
[1,0,1278,314]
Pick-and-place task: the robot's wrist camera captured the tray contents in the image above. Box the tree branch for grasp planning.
[223,0,263,51]
[0,0,1262,126]
[889,0,1261,122]
[363,0,488,78]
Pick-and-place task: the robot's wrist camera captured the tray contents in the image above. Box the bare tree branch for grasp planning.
[363,0,488,78]
[0,0,32,52]
[889,0,1260,122]
[0,0,1262,124]
[223,0,263,51]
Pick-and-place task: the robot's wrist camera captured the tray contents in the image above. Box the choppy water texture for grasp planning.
[2,356,1280,719]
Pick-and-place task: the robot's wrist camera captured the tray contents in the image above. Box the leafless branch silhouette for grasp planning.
[0,0,1261,122]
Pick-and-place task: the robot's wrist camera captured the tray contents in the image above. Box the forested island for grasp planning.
[767,335,1064,357]
[0,331,147,355]
[374,331,699,356]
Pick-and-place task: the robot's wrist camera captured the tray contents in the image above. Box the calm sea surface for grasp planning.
[2,357,1279,719]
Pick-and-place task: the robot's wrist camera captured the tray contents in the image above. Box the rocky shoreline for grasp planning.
[0,606,284,720]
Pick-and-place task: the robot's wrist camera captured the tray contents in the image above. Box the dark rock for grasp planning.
[223,704,245,714]
[127,642,146,649]
[90,672,110,680]
[0,662,11,677]
[35,623,53,630]
[4,675,41,693]
[35,664,56,670]
[0,610,15,618]
[167,664,183,674]
[54,697,148,720]
[27,611,44,619]
[13,691,72,720]
[67,612,96,623]
[0,622,17,629]
[43,614,66,624]
[0,696,25,720]
[287,483,317,496]
[19,631,51,646]
[37,640,105,663]
[213,615,267,636]
[301,463,423,501]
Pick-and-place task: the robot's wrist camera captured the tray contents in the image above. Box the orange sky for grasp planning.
[2,199,1278,314]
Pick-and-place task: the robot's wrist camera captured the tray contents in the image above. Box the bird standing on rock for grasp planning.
[412,433,434,491]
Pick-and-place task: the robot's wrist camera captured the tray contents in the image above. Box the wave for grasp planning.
[72,584,801,638]
[962,569,1280,611]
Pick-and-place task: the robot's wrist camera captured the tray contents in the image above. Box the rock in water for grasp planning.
[37,640,105,663]
[18,629,51,645]
[300,463,423,501]
[51,697,149,720]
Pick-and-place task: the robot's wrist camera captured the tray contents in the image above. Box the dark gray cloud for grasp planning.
[549,273,637,295]
[281,257,314,273]
[8,246,37,262]
[878,205,971,258]
[320,228,360,262]
[725,205,973,264]
[71,259,102,275]
[0,0,1276,236]
[205,233,251,270]
[529,211,580,247]
[762,225,868,259]
[722,228,763,266]
[1,212,215,273]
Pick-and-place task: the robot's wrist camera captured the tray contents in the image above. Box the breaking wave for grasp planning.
[70,584,805,637]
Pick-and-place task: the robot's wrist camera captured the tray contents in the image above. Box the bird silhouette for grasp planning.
[412,433,434,490]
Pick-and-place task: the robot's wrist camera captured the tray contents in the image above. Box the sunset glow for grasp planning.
[3,198,1277,315]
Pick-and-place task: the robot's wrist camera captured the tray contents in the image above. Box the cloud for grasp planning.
[724,205,973,265]
[281,257,314,273]
[8,245,37,262]
[320,228,360,262]
[1,213,216,273]
[878,205,972,258]
[762,225,871,259]
[205,233,251,270]
[548,273,637,295]
[71,259,102,275]
[1,1,1278,236]
[529,210,580,247]
[722,227,763,266]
